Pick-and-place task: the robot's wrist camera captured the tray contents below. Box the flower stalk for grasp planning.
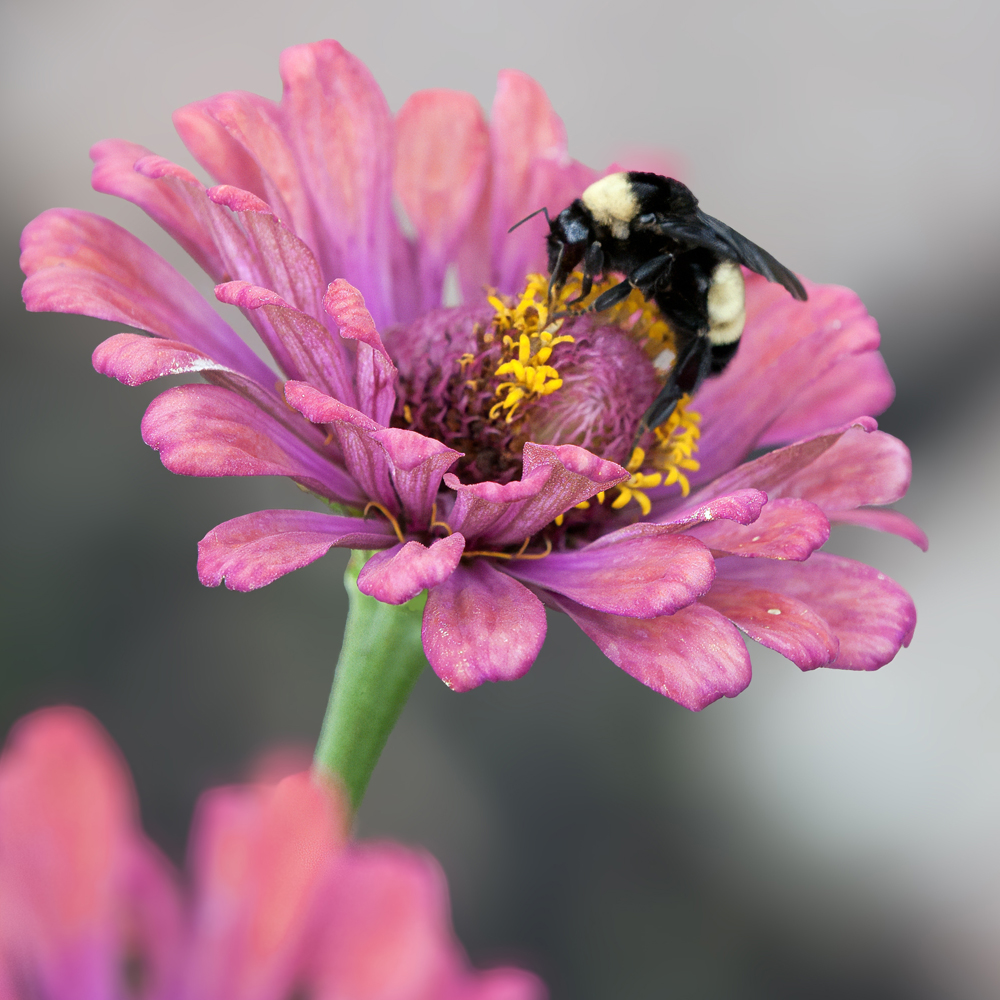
[313,550,428,812]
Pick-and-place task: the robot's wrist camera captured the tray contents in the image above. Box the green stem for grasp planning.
[313,550,428,813]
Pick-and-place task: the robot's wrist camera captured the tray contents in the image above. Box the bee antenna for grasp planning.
[508,207,551,233]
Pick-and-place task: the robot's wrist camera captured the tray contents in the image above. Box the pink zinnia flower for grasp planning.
[0,706,544,999]
[20,40,921,710]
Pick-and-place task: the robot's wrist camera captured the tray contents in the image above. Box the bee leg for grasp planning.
[591,278,633,312]
[635,331,712,439]
[565,242,605,307]
[630,253,675,297]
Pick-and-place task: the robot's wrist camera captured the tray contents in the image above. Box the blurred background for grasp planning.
[1,1,998,996]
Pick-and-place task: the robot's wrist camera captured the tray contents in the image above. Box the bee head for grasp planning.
[546,202,593,291]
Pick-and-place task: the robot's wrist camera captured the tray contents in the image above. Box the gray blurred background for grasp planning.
[2,1,998,997]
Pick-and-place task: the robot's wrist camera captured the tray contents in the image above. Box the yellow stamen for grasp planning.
[363,501,406,544]
[403,404,413,423]
[429,502,454,536]
[463,538,553,561]
[650,394,702,498]
[486,275,577,422]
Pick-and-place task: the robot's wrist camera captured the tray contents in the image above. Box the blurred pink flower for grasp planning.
[0,706,544,1000]
[20,40,922,710]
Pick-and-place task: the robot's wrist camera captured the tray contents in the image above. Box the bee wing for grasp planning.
[655,211,808,301]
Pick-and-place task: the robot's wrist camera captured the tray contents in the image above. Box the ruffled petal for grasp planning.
[699,579,839,670]
[323,279,398,424]
[687,497,830,560]
[215,282,356,407]
[173,90,315,247]
[828,507,929,551]
[394,89,490,310]
[765,425,912,510]
[422,561,546,691]
[677,419,874,515]
[142,384,363,504]
[279,40,403,327]
[206,184,327,320]
[714,553,917,671]
[487,70,598,293]
[90,138,225,277]
[369,428,461,528]
[446,443,628,547]
[691,275,891,485]
[198,509,397,591]
[92,332,333,453]
[546,595,752,711]
[507,524,714,618]
[283,382,397,515]
[357,534,466,605]
[653,488,767,531]
[20,209,274,386]
[183,773,346,1000]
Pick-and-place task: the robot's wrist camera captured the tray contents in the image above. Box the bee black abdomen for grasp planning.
[709,340,739,374]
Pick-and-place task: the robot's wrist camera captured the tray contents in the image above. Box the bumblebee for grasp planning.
[536,171,807,432]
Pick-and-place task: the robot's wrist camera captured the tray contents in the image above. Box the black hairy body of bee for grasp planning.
[537,172,808,436]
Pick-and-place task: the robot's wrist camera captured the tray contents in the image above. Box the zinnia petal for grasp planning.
[279,40,402,328]
[20,209,274,386]
[142,384,363,504]
[699,579,840,670]
[546,595,752,711]
[507,524,715,619]
[422,561,546,691]
[714,552,916,671]
[198,509,398,591]
[357,534,466,605]
[687,497,830,560]
[395,89,491,311]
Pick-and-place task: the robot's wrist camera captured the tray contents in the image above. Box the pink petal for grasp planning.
[206,183,327,320]
[90,138,225,278]
[422,561,546,691]
[215,281,356,407]
[685,420,874,509]
[759,349,895,447]
[279,41,402,327]
[446,443,628,548]
[691,275,890,485]
[358,535,466,605]
[92,332,333,453]
[142,383,363,503]
[323,279,397,424]
[507,524,714,618]
[0,708,158,1000]
[173,90,315,248]
[394,89,490,310]
[306,843,462,1000]
[369,428,461,528]
[714,553,917,671]
[829,507,929,551]
[198,509,397,592]
[488,70,598,294]
[283,382,397,514]
[766,425,913,510]
[20,209,274,386]
[687,497,830,560]
[547,595,752,711]
[699,579,839,670]
[92,332,226,385]
[183,773,346,1000]
[652,488,767,531]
